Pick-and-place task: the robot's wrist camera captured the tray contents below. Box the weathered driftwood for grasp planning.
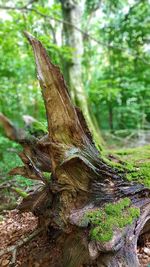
[1,32,150,267]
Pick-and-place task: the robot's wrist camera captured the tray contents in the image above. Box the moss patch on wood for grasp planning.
[84,198,140,242]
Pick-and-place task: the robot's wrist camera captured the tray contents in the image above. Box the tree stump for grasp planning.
[1,32,150,267]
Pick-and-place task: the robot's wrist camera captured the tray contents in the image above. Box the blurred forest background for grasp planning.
[0,0,150,209]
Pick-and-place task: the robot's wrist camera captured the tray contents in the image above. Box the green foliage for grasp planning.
[85,198,140,242]
[0,135,34,188]
[0,136,22,173]
[0,0,149,134]
[83,0,150,132]
[0,0,71,125]
[0,0,150,139]
[29,120,48,136]
[0,0,72,194]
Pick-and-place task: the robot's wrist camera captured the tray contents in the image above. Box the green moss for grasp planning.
[91,226,113,242]
[125,159,150,187]
[129,206,140,218]
[114,145,150,159]
[12,187,28,198]
[109,145,150,187]
[43,172,52,183]
[101,152,124,171]
[126,164,150,187]
[85,198,140,242]
[88,145,149,242]
[104,198,131,216]
[31,121,48,134]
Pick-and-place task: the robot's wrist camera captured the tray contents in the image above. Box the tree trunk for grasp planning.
[108,101,114,132]
[60,0,103,147]
[1,33,150,267]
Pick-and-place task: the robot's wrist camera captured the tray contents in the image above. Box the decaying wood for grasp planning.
[1,32,150,266]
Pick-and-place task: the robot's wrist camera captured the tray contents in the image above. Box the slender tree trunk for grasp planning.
[108,101,114,132]
[1,33,150,267]
[60,0,103,147]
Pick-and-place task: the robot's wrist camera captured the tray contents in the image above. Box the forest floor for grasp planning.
[1,144,150,266]
[0,209,150,266]
[0,210,61,267]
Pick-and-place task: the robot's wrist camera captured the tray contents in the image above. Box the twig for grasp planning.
[11,248,17,266]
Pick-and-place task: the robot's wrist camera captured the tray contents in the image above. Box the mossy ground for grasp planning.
[102,145,150,187]
[113,145,150,187]
[84,198,140,242]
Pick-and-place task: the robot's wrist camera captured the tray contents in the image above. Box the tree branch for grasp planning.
[0,4,127,51]
[1,3,150,66]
